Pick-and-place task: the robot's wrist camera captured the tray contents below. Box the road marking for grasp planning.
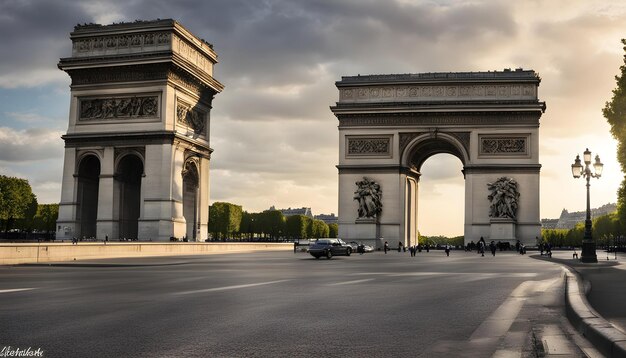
[0,288,37,294]
[327,279,375,286]
[470,277,559,342]
[175,280,291,295]
[352,272,537,278]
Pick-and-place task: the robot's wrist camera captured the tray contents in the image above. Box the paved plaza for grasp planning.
[0,250,601,357]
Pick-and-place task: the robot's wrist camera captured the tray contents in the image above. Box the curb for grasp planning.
[563,266,626,357]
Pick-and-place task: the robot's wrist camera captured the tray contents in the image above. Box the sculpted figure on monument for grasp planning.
[487,177,520,219]
[354,177,382,218]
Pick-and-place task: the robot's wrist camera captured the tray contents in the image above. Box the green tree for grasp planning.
[286,215,310,240]
[208,202,243,240]
[328,223,338,238]
[239,211,253,240]
[0,175,38,233]
[603,39,626,226]
[309,219,329,238]
[34,204,59,234]
[259,209,285,240]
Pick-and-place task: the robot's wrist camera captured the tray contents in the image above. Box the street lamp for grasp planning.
[571,148,603,263]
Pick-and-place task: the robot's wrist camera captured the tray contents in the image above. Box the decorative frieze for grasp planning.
[71,33,213,75]
[69,64,170,86]
[79,95,159,120]
[339,84,536,102]
[339,113,540,127]
[73,32,170,55]
[346,136,391,157]
[176,101,206,134]
[480,137,527,155]
[173,36,211,73]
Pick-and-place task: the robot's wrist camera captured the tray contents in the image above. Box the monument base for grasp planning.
[489,218,516,242]
[337,217,381,249]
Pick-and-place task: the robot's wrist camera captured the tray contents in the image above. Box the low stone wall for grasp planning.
[0,242,293,265]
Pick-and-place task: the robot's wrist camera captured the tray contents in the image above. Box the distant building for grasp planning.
[541,203,617,230]
[314,213,338,225]
[540,218,558,230]
[269,206,313,218]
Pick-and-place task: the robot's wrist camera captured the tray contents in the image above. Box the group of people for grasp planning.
[538,242,552,257]
[465,237,499,257]
[383,240,450,256]
[381,238,535,257]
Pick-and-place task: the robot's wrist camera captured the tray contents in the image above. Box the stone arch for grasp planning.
[182,158,200,240]
[401,133,469,172]
[76,154,101,238]
[115,153,144,239]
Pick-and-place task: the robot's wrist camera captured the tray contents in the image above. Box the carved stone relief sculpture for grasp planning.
[354,177,383,219]
[481,138,526,154]
[79,96,158,120]
[176,102,206,134]
[487,177,520,219]
[347,137,390,156]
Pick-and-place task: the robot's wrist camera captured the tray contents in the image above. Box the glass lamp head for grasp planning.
[583,148,592,165]
[571,155,583,178]
[594,155,603,177]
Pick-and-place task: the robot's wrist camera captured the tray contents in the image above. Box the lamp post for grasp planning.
[571,148,604,263]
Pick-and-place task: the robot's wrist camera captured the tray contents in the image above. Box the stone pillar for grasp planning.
[197,156,210,241]
[96,147,115,240]
[56,147,78,241]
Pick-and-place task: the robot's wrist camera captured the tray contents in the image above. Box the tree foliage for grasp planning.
[286,214,310,240]
[328,223,338,238]
[259,209,285,240]
[0,175,38,232]
[34,204,59,233]
[604,38,626,223]
[208,202,242,240]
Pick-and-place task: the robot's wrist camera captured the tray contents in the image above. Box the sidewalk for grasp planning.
[533,250,626,357]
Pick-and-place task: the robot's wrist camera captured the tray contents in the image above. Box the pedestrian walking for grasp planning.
[398,241,403,253]
[445,244,450,257]
[384,241,389,254]
[490,241,496,256]
[478,237,486,256]
[426,244,430,253]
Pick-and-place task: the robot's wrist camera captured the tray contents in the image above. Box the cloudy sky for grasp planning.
[1,0,625,236]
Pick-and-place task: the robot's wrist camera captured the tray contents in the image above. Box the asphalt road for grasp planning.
[0,250,587,357]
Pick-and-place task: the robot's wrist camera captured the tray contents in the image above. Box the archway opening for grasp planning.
[182,161,199,241]
[116,155,143,239]
[405,137,467,247]
[417,153,465,242]
[77,155,100,238]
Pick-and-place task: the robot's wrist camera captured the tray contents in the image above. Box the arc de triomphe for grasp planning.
[331,70,545,248]
[56,20,223,242]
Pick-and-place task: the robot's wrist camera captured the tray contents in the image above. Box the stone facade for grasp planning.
[56,19,223,242]
[331,69,545,248]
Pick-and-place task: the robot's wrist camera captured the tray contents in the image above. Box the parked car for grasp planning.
[348,241,374,253]
[308,238,352,259]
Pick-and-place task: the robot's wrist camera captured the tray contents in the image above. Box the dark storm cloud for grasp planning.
[0,0,93,86]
